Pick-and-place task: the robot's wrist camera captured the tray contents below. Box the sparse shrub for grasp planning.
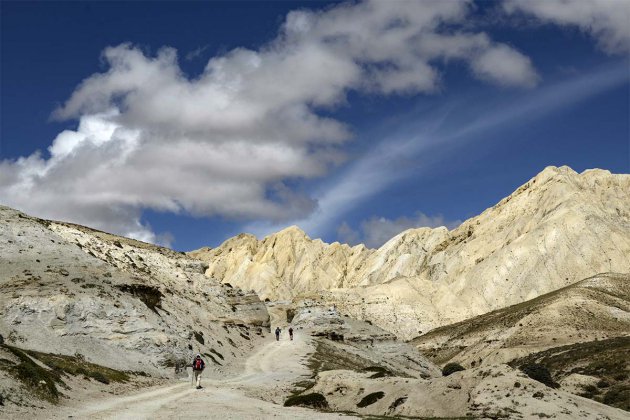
[363,366,393,379]
[442,362,465,377]
[284,393,328,409]
[193,331,204,345]
[519,363,558,388]
[532,391,544,399]
[25,349,129,383]
[204,353,223,366]
[582,384,600,395]
[3,346,60,403]
[209,348,224,360]
[89,371,110,384]
[328,331,344,341]
[388,396,407,411]
[116,284,163,314]
[357,391,385,408]
[602,384,630,411]
[597,379,610,388]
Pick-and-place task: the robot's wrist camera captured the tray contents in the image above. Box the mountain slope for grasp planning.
[0,205,269,378]
[193,166,630,338]
[412,273,630,366]
[510,337,630,411]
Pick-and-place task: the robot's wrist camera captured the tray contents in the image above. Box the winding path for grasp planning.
[55,334,355,419]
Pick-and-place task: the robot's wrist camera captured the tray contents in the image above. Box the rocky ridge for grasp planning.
[189,227,371,299]
[193,166,630,338]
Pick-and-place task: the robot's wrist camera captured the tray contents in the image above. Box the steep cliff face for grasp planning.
[193,166,630,338]
[190,227,371,300]
[0,206,269,376]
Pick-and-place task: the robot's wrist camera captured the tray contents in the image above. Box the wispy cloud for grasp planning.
[245,62,629,241]
[185,45,209,61]
[504,0,630,54]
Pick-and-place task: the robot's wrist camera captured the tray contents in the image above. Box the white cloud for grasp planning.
[471,44,539,87]
[338,213,461,248]
[0,0,539,242]
[504,0,630,54]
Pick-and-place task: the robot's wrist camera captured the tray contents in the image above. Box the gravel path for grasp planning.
[49,333,355,419]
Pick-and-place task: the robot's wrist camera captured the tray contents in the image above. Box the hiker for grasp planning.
[275,327,281,341]
[289,327,294,341]
[192,354,205,389]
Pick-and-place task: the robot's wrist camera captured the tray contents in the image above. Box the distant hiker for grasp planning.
[275,327,281,341]
[192,354,205,389]
[289,327,294,341]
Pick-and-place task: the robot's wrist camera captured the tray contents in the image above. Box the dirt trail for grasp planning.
[47,332,354,419]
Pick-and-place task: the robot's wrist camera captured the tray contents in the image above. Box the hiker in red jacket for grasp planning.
[192,354,205,389]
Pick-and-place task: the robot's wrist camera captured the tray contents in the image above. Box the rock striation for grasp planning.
[0,206,269,377]
[189,227,371,299]
[193,166,630,339]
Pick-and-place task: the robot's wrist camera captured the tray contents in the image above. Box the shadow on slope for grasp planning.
[510,337,630,411]
[412,273,629,366]
[0,344,135,405]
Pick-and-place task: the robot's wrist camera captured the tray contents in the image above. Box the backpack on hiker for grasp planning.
[193,356,205,371]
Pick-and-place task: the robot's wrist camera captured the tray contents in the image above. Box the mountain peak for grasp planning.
[533,165,578,183]
[269,225,309,239]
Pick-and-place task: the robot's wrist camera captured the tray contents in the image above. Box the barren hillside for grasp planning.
[412,273,630,366]
[0,205,270,407]
[192,166,630,338]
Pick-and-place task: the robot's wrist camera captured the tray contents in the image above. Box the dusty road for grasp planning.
[47,333,355,419]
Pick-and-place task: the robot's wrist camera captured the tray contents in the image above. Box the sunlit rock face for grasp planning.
[0,206,270,375]
[193,166,630,339]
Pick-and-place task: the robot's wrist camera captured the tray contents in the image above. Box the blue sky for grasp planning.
[1,0,629,250]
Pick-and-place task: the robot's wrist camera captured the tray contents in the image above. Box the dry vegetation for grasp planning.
[510,337,630,410]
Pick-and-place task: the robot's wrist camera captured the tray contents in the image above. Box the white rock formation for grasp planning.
[193,166,630,339]
[0,206,269,376]
[190,227,371,299]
